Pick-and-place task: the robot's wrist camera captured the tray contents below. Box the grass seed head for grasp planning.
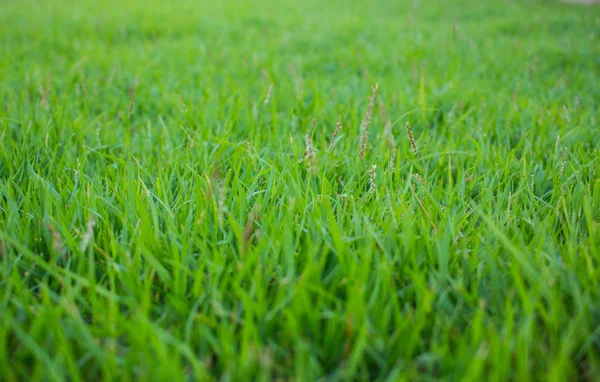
[178,93,188,113]
[369,164,377,192]
[264,84,273,105]
[303,132,315,173]
[453,17,458,40]
[79,216,96,252]
[387,148,396,174]
[243,206,260,254]
[245,140,258,168]
[329,115,343,153]
[128,86,136,119]
[38,85,49,111]
[46,222,65,254]
[359,83,378,159]
[512,83,519,105]
[406,122,419,157]
[217,182,228,229]
[379,98,395,148]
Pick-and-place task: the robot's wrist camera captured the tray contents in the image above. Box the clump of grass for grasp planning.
[1,1,599,381]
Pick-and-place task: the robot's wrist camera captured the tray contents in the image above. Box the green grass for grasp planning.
[1,0,599,380]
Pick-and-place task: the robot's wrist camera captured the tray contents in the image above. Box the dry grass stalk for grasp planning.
[79,80,88,99]
[413,173,426,186]
[369,165,377,192]
[38,85,49,110]
[359,83,379,159]
[264,84,273,105]
[411,61,418,82]
[245,140,258,168]
[289,64,303,99]
[558,148,567,180]
[410,183,438,233]
[107,67,117,87]
[385,187,398,228]
[128,86,136,119]
[563,105,571,123]
[79,216,96,252]
[46,222,65,254]
[379,98,395,148]
[387,149,396,174]
[559,148,568,196]
[453,17,458,40]
[217,182,228,229]
[303,132,315,173]
[242,206,259,254]
[178,94,188,113]
[406,122,419,157]
[343,315,353,359]
[261,69,270,83]
[329,115,343,153]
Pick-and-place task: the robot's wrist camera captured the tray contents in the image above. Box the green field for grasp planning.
[1,0,599,380]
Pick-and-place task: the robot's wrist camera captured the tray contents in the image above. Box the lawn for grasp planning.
[1,0,599,380]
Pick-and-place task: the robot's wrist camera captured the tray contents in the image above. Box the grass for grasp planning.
[0,0,599,380]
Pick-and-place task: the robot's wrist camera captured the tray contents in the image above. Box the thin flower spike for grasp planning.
[329,115,343,153]
[38,85,49,111]
[46,222,64,254]
[388,149,396,174]
[303,133,315,173]
[359,83,378,160]
[177,94,188,113]
[406,122,418,157]
[264,84,273,105]
[79,216,96,252]
[369,164,377,192]
[128,86,136,119]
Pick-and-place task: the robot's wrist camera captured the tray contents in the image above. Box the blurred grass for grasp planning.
[1,0,599,380]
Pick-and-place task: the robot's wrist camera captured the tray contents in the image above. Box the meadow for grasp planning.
[1,0,599,380]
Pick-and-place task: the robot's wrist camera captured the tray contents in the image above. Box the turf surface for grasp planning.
[1,0,600,380]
